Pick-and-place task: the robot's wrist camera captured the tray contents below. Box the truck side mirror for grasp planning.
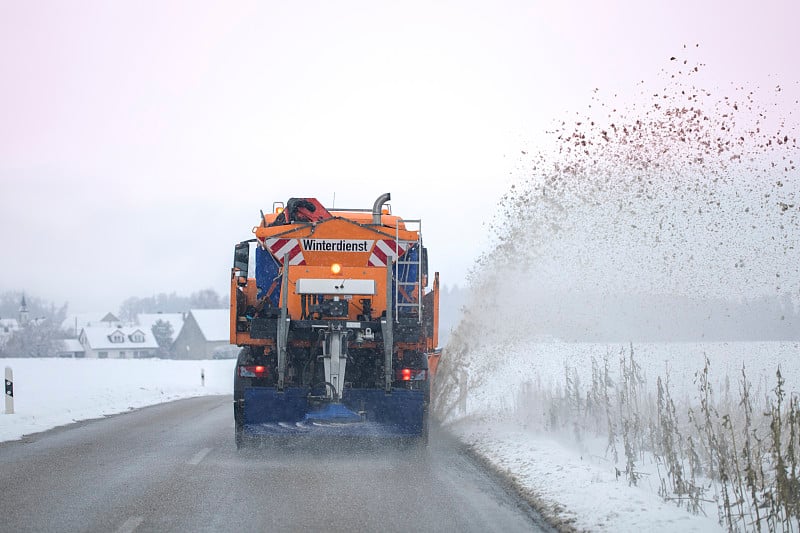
[234,242,250,275]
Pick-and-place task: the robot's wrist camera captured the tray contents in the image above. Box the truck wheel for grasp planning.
[235,421,249,450]
[234,401,247,450]
[419,409,430,445]
[412,412,430,454]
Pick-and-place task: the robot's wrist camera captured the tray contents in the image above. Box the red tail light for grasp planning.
[396,368,427,381]
[238,365,269,378]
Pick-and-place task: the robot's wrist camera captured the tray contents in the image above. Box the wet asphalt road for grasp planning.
[0,396,553,532]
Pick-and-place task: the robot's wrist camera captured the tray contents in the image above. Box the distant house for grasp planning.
[78,325,158,358]
[0,318,20,335]
[57,339,86,358]
[171,309,233,359]
[62,312,121,337]
[136,313,185,335]
[0,318,20,349]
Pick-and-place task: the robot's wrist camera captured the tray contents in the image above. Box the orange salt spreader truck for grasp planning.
[231,193,440,447]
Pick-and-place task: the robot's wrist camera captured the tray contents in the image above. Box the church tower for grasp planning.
[19,293,29,325]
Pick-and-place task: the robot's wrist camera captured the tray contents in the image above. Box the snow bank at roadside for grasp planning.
[452,421,723,532]
[0,358,235,442]
[437,341,800,532]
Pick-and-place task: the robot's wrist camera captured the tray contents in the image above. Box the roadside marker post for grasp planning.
[4,367,13,415]
[201,368,205,387]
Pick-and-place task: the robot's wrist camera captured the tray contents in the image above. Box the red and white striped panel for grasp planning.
[264,238,306,265]
[368,239,409,267]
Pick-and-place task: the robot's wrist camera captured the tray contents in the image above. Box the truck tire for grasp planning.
[413,410,430,452]
[234,402,248,450]
[235,423,247,450]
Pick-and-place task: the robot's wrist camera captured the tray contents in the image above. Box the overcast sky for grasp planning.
[1,0,798,314]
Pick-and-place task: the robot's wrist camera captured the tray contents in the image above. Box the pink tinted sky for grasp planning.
[0,0,798,313]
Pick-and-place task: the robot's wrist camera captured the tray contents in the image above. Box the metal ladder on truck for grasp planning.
[394,219,422,323]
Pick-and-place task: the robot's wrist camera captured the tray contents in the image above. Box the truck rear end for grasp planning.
[231,193,439,447]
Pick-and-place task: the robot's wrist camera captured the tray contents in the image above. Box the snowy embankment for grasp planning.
[438,341,800,532]
[0,358,235,443]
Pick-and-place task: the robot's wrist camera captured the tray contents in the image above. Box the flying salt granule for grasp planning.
[480,50,798,302]
[433,51,798,420]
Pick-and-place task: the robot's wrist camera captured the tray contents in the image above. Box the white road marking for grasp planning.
[188,447,212,465]
[115,516,143,533]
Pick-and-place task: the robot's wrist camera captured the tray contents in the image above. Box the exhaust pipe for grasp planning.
[372,193,391,225]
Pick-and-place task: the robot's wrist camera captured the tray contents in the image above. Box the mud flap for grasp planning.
[243,387,426,438]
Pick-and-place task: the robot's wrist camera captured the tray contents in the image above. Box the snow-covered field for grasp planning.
[439,340,800,532]
[0,358,235,442]
[3,343,798,531]
[450,341,800,419]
